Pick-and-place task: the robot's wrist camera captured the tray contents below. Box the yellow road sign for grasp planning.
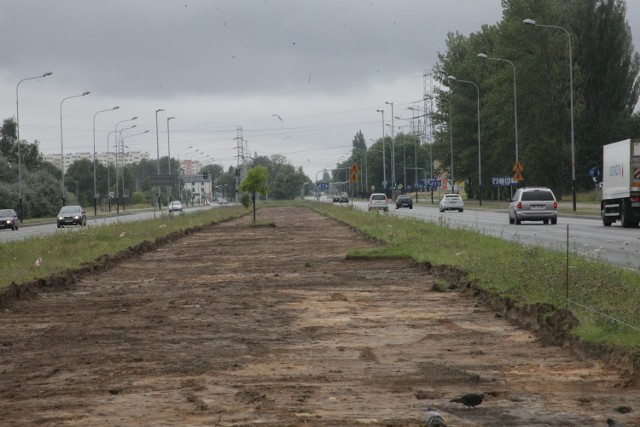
[350,163,359,174]
[349,172,358,182]
[512,161,523,172]
[513,171,523,181]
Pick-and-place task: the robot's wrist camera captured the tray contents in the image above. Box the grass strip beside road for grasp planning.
[312,202,640,351]
[0,207,247,292]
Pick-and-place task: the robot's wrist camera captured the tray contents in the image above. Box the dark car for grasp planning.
[395,195,413,209]
[0,208,19,230]
[57,205,87,228]
[332,194,341,203]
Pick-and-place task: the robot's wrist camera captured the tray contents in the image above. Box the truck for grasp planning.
[601,139,640,227]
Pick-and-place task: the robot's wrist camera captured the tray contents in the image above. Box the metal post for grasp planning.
[16,72,52,219]
[60,91,90,206]
[155,109,164,210]
[524,19,576,211]
[448,76,480,204]
[167,116,175,201]
[93,106,119,216]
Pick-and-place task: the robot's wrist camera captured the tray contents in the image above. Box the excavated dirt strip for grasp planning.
[0,206,637,426]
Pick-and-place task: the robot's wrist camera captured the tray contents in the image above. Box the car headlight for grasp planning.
[58,216,63,220]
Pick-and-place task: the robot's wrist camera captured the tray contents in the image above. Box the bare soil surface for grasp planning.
[0,206,637,426]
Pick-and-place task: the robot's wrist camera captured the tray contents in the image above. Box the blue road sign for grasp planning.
[491,176,519,187]
[316,182,330,190]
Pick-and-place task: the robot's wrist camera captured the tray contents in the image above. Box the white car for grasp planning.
[439,194,464,212]
[368,193,389,212]
[168,200,183,212]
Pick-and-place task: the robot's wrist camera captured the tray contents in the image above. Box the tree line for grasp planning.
[342,0,640,201]
[0,118,311,219]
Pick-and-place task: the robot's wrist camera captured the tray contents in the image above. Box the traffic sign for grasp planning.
[491,176,519,186]
[512,161,523,172]
[513,171,523,181]
[316,182,330,190]
[349,172,358,183]
[427,178,441,188]
[350,163,359,174]
[382,180,388,188]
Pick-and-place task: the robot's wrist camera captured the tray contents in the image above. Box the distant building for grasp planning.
[44,151,150,170]
[179,159,202,176]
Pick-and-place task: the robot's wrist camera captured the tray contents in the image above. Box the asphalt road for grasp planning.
[347,198,640,270]
[4,199,639,270]
[0,205,213,244]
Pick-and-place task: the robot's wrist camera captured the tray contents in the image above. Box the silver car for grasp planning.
[439,193,464,212]
[168,200,183,213]
[368,193,388,212]
[509,187,558,225]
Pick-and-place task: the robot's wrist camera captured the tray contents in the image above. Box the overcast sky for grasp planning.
[2,0,639,180]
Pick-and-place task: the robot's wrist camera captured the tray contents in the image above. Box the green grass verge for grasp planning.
[0,206,248,291]
[311,202,640,350]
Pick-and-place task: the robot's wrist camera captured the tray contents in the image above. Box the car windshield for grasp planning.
[522,191,554,201]
[59,206,82,214]
[0,209,14,216]
[371,194,386,201]
[445,195,461,199]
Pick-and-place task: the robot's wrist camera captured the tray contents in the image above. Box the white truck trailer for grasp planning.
[601,139,640,227]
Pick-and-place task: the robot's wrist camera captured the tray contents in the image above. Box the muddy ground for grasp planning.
[0,206,637,426]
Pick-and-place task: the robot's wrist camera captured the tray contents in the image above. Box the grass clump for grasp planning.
[0,206,247,291]
[312,202,640,350]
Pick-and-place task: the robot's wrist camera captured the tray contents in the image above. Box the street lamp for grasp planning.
[477,52,519,166]
[106,125,134,212]
[166,116,175,200]
[394,114,409,190]
[375,109,387,194]
[114,117,138,213]
[385,101,396,198]
[407,106,426,193]
[92,106,119,216]
[121,130,149,210]
[523,18,576,211]
[16,71,52,219]
[60,90,90,206]
[436,95,455,193]
[447,75,482,205]
[155,108,165,209]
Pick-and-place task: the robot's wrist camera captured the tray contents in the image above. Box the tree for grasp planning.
[239,166,269,222]
[431,0,639,200]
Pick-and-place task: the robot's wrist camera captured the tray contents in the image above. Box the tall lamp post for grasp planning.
[121,130,149,210]
[114,117,137,213]
[60,90,90,206]
[385,101,396,198]
[447,76,482,205]
[166,116,175,201]
[523,18,576,211]
[477,53,519,166]
[93,106,119,216]
[375,109,387,194]
[155,108,165,209]
[16,71,52,219]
